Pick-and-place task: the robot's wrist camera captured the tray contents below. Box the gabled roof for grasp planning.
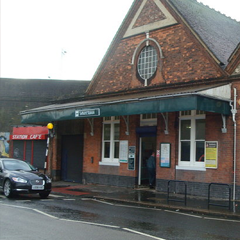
[226,43,240,75]
[169,0,240,66]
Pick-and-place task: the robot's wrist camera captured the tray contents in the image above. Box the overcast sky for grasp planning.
[0,0,239,81]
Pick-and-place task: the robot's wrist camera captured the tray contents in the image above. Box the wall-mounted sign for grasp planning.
[119,140,128,163]
[160,143,171,168]
[205,141,218,169]
[75,108,100,118]
[128,146,136,170]
[10,134,47,140]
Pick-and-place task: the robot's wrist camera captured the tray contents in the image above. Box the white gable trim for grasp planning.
[124,0,177,38]
[198,84,231,101]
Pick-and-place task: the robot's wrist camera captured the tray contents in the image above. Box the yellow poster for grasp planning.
[205,141,218,168]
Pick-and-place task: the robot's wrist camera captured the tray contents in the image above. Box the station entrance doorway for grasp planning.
[138,136,156,186]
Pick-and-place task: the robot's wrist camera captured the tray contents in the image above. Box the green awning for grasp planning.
[21,94,231,124]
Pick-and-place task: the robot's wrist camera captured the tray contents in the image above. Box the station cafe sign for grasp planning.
[10,126,48,140]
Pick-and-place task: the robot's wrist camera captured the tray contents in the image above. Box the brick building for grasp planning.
[20,0,240,202]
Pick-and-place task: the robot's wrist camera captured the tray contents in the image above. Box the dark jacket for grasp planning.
[147,155,156,169]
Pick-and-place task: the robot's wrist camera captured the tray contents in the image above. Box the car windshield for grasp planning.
[3,160,32,171]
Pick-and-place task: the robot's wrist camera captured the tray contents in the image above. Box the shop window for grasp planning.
[178,110,205,169]
[101,116,120,166]
[140,113,157,126]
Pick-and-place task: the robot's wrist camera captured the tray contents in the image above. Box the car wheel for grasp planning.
[4,179,13,198]
[39,191,50,199]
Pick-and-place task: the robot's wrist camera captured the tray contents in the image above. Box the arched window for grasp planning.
[137,45,158,83]
[132,33,164,86]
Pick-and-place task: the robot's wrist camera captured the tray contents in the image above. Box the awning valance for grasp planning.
[21,91,231,124]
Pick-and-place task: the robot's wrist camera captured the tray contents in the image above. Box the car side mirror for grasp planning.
[0,168,3,173]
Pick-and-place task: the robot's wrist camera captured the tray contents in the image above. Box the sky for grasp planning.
[0,0,240,81]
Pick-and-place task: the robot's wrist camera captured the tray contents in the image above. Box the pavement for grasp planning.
[51,181,240,220]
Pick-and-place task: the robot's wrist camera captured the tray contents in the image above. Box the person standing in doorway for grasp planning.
[147,151,156,189]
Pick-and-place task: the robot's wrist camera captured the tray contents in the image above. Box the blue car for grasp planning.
[0,158,51,198]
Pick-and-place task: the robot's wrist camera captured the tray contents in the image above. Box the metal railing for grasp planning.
[208,183,231,210]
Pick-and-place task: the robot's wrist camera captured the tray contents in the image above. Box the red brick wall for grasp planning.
[156,112,178,180]
[88,24,224,95]
[83,115,140,177]
[83,118,102,173]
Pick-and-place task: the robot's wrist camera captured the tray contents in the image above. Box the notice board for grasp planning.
[205,141,218,169]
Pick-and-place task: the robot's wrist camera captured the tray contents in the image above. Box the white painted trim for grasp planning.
[99,162,120,167]
[124,0,177,38]
[176,166,206,171]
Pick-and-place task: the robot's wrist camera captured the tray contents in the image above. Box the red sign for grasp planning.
[10,134,47,140]
[10,126,48,141]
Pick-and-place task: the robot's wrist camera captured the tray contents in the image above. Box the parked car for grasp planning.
[0,158,51,198]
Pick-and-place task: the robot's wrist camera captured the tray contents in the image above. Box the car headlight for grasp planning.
[12,177,28,183]
[46,177,52,183]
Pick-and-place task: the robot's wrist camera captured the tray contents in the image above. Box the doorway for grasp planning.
[61,135,83,182]
[138,136,156,186]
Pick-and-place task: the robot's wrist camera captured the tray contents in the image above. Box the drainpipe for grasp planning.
[230,88,237,213]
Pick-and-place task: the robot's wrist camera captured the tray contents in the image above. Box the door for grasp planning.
[61,135,83,182]
[138,136,156,186]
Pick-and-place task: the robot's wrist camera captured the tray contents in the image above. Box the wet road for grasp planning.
[0,193,239,240]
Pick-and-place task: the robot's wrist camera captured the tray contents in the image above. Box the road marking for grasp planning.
[203,217,240,223]
[63,199,76,201]
[15,200,31,203]
[92,199,114,205]
[116,203,162,211]
[164,210,202,218]
[33,209,59,219]
[123,228,166,240]
[81,198,92,201]
[92,199,162,210]
[49,194,63,198]
[59,218,120,228]
[1,203,32,210]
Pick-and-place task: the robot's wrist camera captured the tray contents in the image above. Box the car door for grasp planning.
[0,161,4,189]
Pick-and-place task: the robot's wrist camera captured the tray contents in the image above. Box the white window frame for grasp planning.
[140,113,157,126]
[177,110,206,170]
[100,116,120,166]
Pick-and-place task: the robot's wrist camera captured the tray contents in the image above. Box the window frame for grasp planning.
[137,45,158,82]
[100,116,120,166]
[177,110,206,170]
[140,113,157,126]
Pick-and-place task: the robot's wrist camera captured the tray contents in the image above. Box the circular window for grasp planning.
[137,45,158,81]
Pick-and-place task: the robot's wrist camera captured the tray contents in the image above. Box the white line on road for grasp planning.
[33,209,59,219]
[123,228,167,240]
[92,199,115,205]
[49,194,64,198]
[164,209,202,218]
[1,203,32,210]
[91,198,162,210]
[15,200,31,203]
[59,218,120,229]
[203,217,240,223]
